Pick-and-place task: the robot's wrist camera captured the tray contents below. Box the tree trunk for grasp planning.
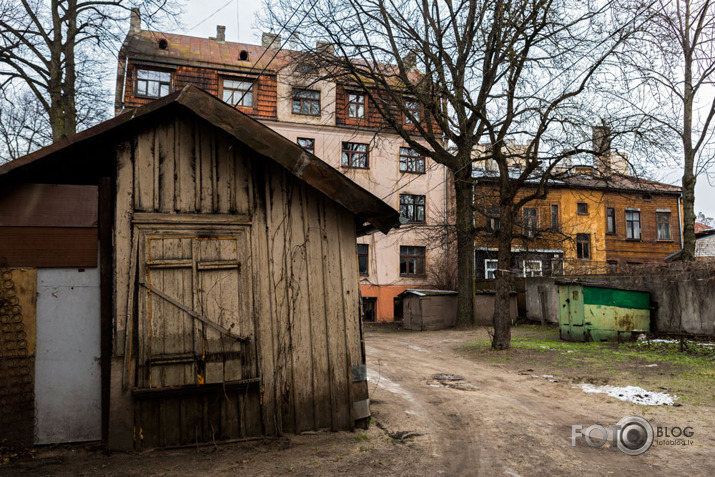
[48,0,77,141]
[49,0,65,141]
[492,203,513,349]
[62,0,78,137]
[454,164,476,327]
[680,40,696,261]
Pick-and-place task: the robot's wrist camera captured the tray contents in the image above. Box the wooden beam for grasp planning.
[132,212,252,225]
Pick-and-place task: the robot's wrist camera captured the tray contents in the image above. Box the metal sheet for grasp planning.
[352,364,367,382]
[0,227,98,268]
[353,399,371,420]
[0,183,97,227]
[35,265,102,444]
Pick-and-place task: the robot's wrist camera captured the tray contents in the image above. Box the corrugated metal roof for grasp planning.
[398,289,458,297]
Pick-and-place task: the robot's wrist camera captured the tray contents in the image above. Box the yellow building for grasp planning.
[474,167,683,278]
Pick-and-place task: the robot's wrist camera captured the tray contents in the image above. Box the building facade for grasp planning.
[115,20,450,322]
[473,167,683,279]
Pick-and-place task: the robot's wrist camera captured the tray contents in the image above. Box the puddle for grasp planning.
[427,373,479,391]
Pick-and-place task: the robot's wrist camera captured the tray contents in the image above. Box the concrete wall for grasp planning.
[525,267,715,335]
[525,278,560,324]
[475,292,519,326]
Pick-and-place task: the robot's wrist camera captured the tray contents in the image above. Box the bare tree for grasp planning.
[0,90,51,162]
[618,0,715,261]
[264,0,634,348]
[0,0,179,159]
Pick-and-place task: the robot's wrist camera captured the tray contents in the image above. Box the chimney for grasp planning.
[211,25,226,43]
[262,32,281,50]
[316,41,334,56]
[130,8,141,34]
[403,52,416,69]
[592,124,612,173]
[288,33,299,50]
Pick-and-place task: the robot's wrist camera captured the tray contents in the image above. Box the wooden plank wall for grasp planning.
[113,114,364,444]
[253,156,362,435]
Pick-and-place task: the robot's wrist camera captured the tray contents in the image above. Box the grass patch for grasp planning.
[459,324,715,407]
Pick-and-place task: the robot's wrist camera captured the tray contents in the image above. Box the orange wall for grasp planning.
[361,284,437,322]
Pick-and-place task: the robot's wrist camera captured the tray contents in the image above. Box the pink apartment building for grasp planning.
[115,16,451,321]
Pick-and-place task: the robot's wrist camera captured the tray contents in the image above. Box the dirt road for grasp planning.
[365,328,715,476]
[3,327,713,476]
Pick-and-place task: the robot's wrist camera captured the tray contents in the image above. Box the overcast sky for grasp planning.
[174,0,715,219]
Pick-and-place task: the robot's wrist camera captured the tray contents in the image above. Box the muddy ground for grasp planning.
[2,326,713,476]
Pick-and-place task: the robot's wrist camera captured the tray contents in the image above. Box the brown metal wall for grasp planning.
[0,184,98,268]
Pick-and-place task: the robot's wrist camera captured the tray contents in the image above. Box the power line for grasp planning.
[235,0,321,104]
[187,0,234,33]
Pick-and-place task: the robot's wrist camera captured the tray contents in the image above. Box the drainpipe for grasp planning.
[443,133,449,281]
[677,193,684,247]
[120,56,129,114]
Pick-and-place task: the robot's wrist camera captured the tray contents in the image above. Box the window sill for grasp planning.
[341,165,370,170]
[625,238,642,242]
[657,239,674,242]
[359,273,369,277]
[135,93,168,100]
[292,112,321,117]
[400,274,427,278]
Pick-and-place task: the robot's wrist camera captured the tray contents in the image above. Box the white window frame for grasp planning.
[523,260,542,277]
[626,208,641,240]
[485,259,498,279]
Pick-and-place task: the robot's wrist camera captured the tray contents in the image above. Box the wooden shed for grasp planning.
[0,86,399,450]
[398,289,458,331]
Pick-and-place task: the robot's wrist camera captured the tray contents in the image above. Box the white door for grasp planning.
[35,266,101,444]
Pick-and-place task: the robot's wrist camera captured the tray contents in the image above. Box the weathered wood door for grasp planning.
[132,227,261,448]
[137,228,255,388]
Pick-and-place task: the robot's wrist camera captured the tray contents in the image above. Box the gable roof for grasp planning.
[0,85,400,234]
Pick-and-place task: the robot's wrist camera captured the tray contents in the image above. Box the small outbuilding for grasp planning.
[558,283,651,342]
[0,86,399,450]
[398,289,458,331]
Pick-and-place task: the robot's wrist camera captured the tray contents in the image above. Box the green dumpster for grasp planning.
[558,284,650,342]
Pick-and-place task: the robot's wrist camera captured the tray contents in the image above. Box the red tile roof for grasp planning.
[695,222,713,233]
[122,31,296,72]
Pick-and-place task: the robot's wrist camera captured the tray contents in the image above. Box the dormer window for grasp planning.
[222,79,253,107]
[136,69,171,98]
[348,93,365,118]
[404,98,420,124]
[292,89,320,115]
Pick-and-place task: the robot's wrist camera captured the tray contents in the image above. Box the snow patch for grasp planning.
[575,384,676,406]
[407,344,429,353]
